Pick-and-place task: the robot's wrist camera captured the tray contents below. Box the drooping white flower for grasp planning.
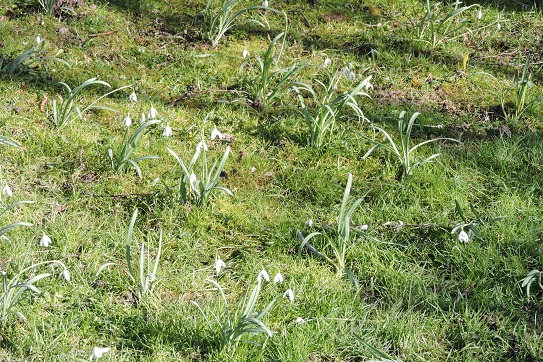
[162,125,173,137]
[148,107,157,119]
[274,273,284,284]
[122,115,132,127]
[323,58,331,67]
[36,36,41,44]
[210,128,223,140]
[40,234,51,247]
[197,140,208,151]
[258,269,270,282]
[458,230,470,243]
[283,288,294,301]
[60,269,70,282]
[2,185,12,197]
[262,0,268,7]
[348,70,356,81]
[214,258,226,275]
[295,317,305,324]
[360,224,369,231]
[496,23,501,31]
[250,167,256,173]
[476,10,482,20]
[242,48,250,58]
[189,172,197,185]
[305,219,313,227]
[90,347,111,360]
[364,80,374,91]
[129,92,138,103]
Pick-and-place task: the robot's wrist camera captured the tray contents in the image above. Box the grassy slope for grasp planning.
[1,0,543,360]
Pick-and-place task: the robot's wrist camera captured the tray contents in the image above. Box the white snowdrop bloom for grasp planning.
[342,66,351,75]
[148,107,157,119]
[242,48,250,58]
[210,128,223,140]
[283,288,294,301]
[360,224,369,231]
[364,80,374,91]
[36,36,41,44]
[162,125,173,137]
[122,115,132,127]
[250,167,256,173]
[496,23,501,31]
[458,230,470,243]
[90,347,111,360]
[295,317,305,324]
[60,269,70,282]
[258,269,270,282]
[274,273,284,284]
[129,92,138,103]
[476,10,482,20]
[323,58,331,67]
[305,219,313,227]
[262,0,268,7]
[197,140,208,151]
[348,70,356,81]
[189,172,197,185]
[2,185,12,197]
[214,258,226,275]
[40,234,51,247]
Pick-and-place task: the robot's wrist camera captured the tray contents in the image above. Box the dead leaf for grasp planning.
[40,93,48,112]
[0,10,15,22]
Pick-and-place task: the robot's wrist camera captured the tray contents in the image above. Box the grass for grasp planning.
[0,0,543,360]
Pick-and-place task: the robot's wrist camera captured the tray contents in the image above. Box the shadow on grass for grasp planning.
[117,310,215,359]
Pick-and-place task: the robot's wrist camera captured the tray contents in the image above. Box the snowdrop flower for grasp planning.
[458,230,470,243]
[274,273,284,284]
[360,224,369,231]
[496,23,501,31]
[40,234,51,247]
[323,58,331,67]
[162,125,173,137]
[90,347,110,360]
[250,167,256,173]
[210,128,223,140]
[197,140,208,151]
[283,288,294,301]
[242,48,249,58]
[122,115,132,127]
[59,269,70,282]
[36,36,41,44]
[189,172,197,185]
[129,91,137,103]
[2,185,12,197]
[364,80,374,91]
[476,10,482,20]
[214,258,226,275]
[148,107,157,119]
[342,66,355,81]
[258,269,270,282]
[262,0,268,7]
[295,317,305,324]
[305,219,313,227]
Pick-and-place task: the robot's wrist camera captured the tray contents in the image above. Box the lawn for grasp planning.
[1,0,543,360]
